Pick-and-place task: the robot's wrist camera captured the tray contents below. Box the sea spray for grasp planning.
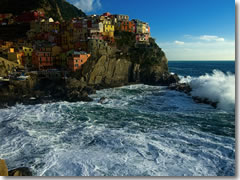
[179,70,235,111]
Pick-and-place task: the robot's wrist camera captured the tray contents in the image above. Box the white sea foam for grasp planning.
[179,70,235,111]
[0,84,235,176]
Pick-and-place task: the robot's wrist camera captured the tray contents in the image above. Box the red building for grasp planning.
[102,12,111,17]
[68,51,90,72]
[15,11,44,23]
[32,47,55,70]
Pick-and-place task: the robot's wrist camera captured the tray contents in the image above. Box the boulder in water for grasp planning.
[168,83,192,95]
[98,97,106,104]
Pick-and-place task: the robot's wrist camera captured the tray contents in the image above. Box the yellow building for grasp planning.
[102,20,115,38]
[23,47,33,57]
[7,48,24,65]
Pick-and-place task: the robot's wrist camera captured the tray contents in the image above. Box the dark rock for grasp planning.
[98,97,106,104]
[168,83,218,108]
[8,167,32,176]
[83,86,96,95]
[168,83,192,95]
[192,96,217,108]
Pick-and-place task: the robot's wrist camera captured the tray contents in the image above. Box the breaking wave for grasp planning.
[179,70,235,111]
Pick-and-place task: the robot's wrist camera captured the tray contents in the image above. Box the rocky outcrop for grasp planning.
[168,83,218,108]
[79,36,179,88]
[168,83,192,95]
[8,167,32,176]
[0,75,95,108]
[0,159,32,176]
[0,160,8,176]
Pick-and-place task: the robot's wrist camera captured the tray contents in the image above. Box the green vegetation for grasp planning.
[115,31,136,50]
[0,0,86,21]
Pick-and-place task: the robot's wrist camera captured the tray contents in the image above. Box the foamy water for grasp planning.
[0,84,235,176]
[179,70,235,111]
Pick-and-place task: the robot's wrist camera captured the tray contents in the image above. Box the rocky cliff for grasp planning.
[78,32,179,88]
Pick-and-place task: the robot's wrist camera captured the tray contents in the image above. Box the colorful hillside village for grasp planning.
[0,11,150,80]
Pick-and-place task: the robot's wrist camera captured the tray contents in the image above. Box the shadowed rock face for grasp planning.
[8,167,32,176]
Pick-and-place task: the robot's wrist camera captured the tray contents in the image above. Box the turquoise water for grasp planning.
[0,61,235,176]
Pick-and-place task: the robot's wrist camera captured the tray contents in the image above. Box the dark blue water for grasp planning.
[168,61,235,77]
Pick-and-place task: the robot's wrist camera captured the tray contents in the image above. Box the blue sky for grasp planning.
[67,0,235,60]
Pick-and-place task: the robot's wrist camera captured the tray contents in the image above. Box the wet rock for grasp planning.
[83,86,96,95]
[192,96,217,108]
[0,159,8,176]
[98,97,106,104]
[168,83,218,108]
[8,167,32,176]
[168,83,192,95]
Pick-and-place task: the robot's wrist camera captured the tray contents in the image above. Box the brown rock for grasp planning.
[0,159,8,176]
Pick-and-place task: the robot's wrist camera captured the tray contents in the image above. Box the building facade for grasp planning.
[67,51,91,71]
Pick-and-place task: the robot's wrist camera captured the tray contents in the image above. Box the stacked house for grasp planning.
[67,51,91,72]
[0,11,151,74]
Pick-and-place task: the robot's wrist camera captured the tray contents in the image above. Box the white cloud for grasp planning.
[174,40,185,45]
[200,35,225,42]
[73,0,102,12]
[184,35,225,42]
[158,40,235,60]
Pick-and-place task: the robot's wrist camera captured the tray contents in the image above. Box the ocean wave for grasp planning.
[179,70,235,111]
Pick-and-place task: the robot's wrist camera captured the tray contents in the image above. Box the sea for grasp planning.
[0,61,235,176]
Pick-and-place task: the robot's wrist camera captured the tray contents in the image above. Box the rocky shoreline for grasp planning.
[0,75,218,109]
[0,73,179,109]
[168,82,218,108]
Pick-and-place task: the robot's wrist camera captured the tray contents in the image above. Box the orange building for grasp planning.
[68,51,90,72]
[32,47,55,70]
[120,21,135,33]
